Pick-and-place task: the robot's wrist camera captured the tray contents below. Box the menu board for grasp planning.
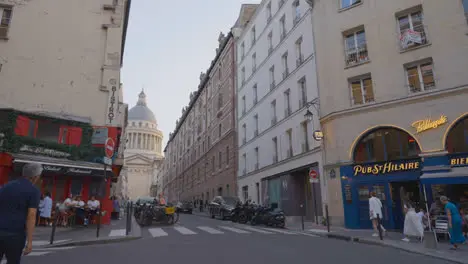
[345,184,353,204]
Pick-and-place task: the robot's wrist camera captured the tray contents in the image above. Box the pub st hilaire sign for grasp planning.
[353,161,420,176]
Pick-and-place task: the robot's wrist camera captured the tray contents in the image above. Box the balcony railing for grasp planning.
[399,25,429,51]
[296,55,304,67]
[345,45,369,66]
[284,108,291,117]
[270,81,276,90]
[282,69,289,79]
[299,98,307,108]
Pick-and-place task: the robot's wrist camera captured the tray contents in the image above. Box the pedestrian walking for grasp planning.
[440,196,466,250]
[0,163,42,263]
[369,191,386,237]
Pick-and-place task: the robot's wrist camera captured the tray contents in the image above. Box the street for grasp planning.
[18,214,453,264]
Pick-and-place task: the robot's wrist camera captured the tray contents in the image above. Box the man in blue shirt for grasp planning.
[0,163,42,264]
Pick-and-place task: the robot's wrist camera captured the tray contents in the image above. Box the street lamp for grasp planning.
[304,109,314,122]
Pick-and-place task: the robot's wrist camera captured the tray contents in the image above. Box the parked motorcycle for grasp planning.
[250,206,285,228]
[136,202,179,226]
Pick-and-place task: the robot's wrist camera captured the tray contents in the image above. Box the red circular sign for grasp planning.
[105,138,115,158]
[309,170,318,179]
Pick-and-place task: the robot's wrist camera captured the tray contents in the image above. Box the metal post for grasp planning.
[377,213,383,240]
[312,183,318,225]
[125,202,130,236]
[325,204,330,233]
[128,202,133,233]
[49,206,59,245]
[300,204,304,230]
[96,208,101,238]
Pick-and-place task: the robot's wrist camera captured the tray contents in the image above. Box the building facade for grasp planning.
[233,0,323,222]
[123,91,164,200]
[162,33,237,203]
[0,0,131,224]
[308,0,468,228]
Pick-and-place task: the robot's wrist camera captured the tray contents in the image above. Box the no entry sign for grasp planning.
[105,138,115,158]
[309,169,319,183]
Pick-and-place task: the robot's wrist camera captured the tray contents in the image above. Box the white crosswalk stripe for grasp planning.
[174,226,197,235]
[109,229,126,237]
[218,226,251,234]
[197,226,224,234]
[261,228,297,234]
[0,246,78,262]
[240,226,274,234]
[149,228,169,237]
[31,239,71,246]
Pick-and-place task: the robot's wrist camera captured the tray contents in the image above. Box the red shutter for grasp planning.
[14,116,30,136]
[67,127,82,146]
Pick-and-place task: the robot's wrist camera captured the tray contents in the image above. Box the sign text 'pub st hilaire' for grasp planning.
[353,161,420,176]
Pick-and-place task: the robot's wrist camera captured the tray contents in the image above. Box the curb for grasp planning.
[304,231,466,264]
[42,235,142,248]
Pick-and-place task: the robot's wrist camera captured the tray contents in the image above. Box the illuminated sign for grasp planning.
[353,161,420,176]
[451,156,468,167]
[411,115,447,134]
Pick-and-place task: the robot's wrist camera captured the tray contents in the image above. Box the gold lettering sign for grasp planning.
[353,161,420,176]
[451,157,468,166]
[411,115,447,134]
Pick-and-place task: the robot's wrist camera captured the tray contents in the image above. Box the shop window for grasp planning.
[70,178,83,197]
[446,116,468,153]
[354,127,421,163]
[36,121,60,142]
[89,178,106,198]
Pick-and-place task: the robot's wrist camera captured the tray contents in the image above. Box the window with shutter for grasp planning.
[14,116,31,136]
[67,127,83,146]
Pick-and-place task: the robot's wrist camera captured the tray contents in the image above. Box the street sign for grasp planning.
[105,138,115,158]
[103,157,112,166]
[309,169,319,183]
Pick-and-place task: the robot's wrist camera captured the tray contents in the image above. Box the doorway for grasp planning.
[357,184,391,229]
[389,181,421,230]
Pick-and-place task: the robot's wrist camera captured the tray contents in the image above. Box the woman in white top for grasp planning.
[40,192,53,226]
[369,192,386,237]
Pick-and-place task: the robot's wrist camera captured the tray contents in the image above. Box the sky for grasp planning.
[121,0,260,148]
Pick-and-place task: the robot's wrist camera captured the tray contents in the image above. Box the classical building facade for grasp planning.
[308,0,468,228]
[233,0,323,222]
[162,33,237,203]
[122,91,164,200]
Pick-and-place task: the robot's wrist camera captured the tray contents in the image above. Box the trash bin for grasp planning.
[423,230,438,249]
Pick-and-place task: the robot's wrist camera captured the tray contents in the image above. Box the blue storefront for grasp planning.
[340,113,468,230]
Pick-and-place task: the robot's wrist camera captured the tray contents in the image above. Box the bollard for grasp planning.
[49,206,60,245]
[325,204,330,233]
[125,202,131,236]
[377,213,383,241]
[300,204,304,231]
[96,209,101,238]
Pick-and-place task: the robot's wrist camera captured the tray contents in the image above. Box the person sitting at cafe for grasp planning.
[86,195,100,224]
[74,196,87,225]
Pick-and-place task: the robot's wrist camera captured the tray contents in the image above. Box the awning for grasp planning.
[420,167,468,185]
[12,153,114,178]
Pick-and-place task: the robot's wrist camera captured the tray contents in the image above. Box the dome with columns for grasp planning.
[125,90,164,157]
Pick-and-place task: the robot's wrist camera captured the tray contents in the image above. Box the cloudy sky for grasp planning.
[121,0,260,148]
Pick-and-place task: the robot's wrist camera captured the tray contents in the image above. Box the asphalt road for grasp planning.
[19,214,452,264]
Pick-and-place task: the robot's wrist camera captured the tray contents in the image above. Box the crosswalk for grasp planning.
[109,225,304,238]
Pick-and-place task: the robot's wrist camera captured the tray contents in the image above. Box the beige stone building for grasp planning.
[162,33,237,203]
[308,0,468,228]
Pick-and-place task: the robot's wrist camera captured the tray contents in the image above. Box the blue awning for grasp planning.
[420,167,468,185]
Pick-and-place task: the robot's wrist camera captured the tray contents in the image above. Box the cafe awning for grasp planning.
[420,167,468,185]
[12,153,114,178]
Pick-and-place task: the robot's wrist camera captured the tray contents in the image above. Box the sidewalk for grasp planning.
[287,222,468,264]
[33,214,141,248]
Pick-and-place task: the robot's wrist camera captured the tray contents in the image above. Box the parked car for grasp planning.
[176,201,193,214]
[208,196,240,220]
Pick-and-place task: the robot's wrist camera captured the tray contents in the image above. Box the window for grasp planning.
[282,52,289,78]
[286,129,293,158]
[295,37,303,66]
[269,66,275,89]
[272,137,278,163]
[280,15,286,40]
[293,0,300,24]
[242,186,249,202]
[341,0,361,9]
[464,1,468,25]
[350,76,374,105]
[242,153,247,175]
[301,121,309,152]
[218,151,222,168]
[284,89,291,117]
[398,10,427,50]
[36,121,61,143]
[253,84,258,104]
[218,123,222,137]
[298,77,307,108]
[406,61,435,93]
[226,146,230,164]
[252,53,257,73]
[446,116,468,154]
[242,124,247,144]
[0,6,12,38]
[254,114,259,136]
[268,32,273,54]
[344,30,368,66]
[241,67,245,84]
[271,100,277,125]
[254,147,259,170]
[279,0,285,8]
[218,93,223,109]
[241,42,245,58]
[242,95,246,114]
[212,156,215,172]
[251,26,256,45]
[354,127,421,163]
[266,2,272,22]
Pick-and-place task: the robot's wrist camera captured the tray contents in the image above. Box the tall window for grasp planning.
[269,66,275,89]
[226,146,230,164]
[241,67,246,84]
[218,151,222,168]
[242,95,246,114]
[293,0,300,24]
[398,10,427,50]
[280,15,286,40]
[301,121,309,152]
[295,37,303,66]
[272,137,278,163]
[446,116,468,154]
[344,30,368,66]
[266,2,272,22]
[241,42,245,58]
[0,6,12,38]
[350,75,374,105]
[253,84,258,104]
[218,93,223,109]
[252,53,257,73]
[268,32,273,53]
[218,123,222,137]
[251,26,256,45]
[242,124,247,144]
[282,52,289,78]
[271,100,277,125]
[254,114,259,136]
[286,129,293,157]
[298,77,307,108]
[406,60,435,93]
[354,127,421,163]
[284,89,291,117]
[242,153,247,175]
[341,0,360,9]
[242,186,249,202]
[254,147,259,170]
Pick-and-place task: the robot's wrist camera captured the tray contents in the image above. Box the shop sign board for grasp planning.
[353,160,420,176]
[411,115,447,134]
[19,145,71,158]
[450,155,468,167]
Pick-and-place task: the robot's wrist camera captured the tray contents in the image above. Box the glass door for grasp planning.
[357,184,391,229]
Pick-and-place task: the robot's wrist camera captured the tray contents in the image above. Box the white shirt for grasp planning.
[369,196,383,219]
[87,200,100,209]
[76,201,85,207]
